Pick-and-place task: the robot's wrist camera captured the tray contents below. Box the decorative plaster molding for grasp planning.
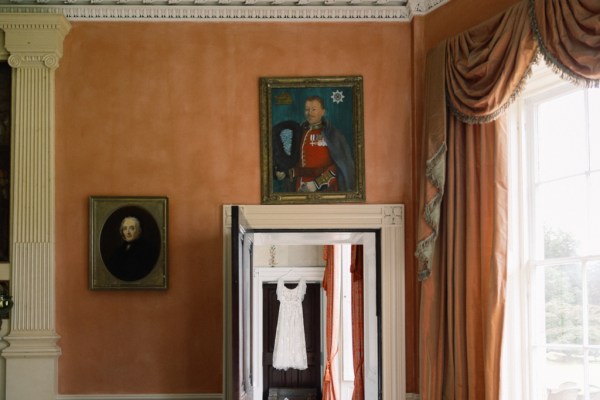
[0,12,71,69]
[410,0,445,14]
[8,53,58,68]
[1,333,61,357]
[383,205,403,226]
[0,0,448,21]
[0,4,411,21]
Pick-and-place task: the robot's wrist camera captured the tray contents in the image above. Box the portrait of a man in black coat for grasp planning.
[102,214,160,282]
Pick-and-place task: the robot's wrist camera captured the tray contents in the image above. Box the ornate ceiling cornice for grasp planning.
[0,0,447,21]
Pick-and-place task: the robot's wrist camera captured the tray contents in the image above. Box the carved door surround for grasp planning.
[223,204,406,400]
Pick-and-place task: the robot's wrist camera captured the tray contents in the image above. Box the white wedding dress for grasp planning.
[272,277,308,371]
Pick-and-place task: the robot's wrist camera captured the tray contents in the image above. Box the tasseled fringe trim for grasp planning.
[415,232,435,281]
[528,0,600,89]
[415,142,447,281]
[425,142,447,190]
[446,0,600,124]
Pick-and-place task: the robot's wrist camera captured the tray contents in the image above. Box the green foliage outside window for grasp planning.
[544,227,600,359]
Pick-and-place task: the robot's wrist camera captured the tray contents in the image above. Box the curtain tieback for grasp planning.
[324,360,332,383]
[323,359,337,400]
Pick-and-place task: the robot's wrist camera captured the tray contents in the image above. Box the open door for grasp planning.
[231,206,254,400]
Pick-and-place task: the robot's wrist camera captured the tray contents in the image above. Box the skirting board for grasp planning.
[56,394,222,400]
[57,394,418,400]
[56,393,420,400]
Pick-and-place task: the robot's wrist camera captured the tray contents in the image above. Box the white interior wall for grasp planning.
[254,244,325,268]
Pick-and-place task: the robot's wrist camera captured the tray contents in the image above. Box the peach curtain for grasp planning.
[416,0,600,399]
[350,245,364,400]
[420,118,509,400]
[322,245,339,400]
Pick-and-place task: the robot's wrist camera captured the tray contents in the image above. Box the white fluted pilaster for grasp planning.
[0,13,70,400]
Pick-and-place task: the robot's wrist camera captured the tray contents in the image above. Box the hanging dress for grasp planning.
[272,277,308,371]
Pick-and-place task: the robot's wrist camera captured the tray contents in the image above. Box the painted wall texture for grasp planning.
[53,0,522,394]
[54,21,413,394]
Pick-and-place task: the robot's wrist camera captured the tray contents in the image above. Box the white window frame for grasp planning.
[505,64,600,400]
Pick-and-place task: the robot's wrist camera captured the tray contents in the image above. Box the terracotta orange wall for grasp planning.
[54,21,415,394]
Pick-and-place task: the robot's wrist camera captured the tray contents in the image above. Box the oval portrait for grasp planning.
[99,205,161,282]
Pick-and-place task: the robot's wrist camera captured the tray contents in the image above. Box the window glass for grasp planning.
[590,172,600,256]
[590,89,600,171]
[543,348,584,399]
[588,262,600,347]
[537,90,586,182]
[536,177,586,259]
[544,264,583,346]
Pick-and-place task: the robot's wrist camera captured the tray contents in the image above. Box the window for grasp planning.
[507,64,600,400]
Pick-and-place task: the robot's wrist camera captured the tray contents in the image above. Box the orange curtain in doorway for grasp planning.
[350,245,364,400]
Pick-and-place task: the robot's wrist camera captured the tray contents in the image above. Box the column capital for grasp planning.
[0,13,71,69]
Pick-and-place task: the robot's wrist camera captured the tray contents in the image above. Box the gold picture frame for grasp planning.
[89,196,168,290]
[260,76,365,204]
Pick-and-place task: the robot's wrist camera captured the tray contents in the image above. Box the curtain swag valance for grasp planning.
[416,0,600,281]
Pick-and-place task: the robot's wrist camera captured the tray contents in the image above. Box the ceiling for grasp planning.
[0,0,447,20]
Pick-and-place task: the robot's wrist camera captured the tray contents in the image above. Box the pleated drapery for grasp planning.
[416,0,600,399]
[350,245,365,400]
[420,118,509,400]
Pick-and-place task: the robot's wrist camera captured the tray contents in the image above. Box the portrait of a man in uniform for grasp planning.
[273,95,355,194]
[262,76,364,204]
